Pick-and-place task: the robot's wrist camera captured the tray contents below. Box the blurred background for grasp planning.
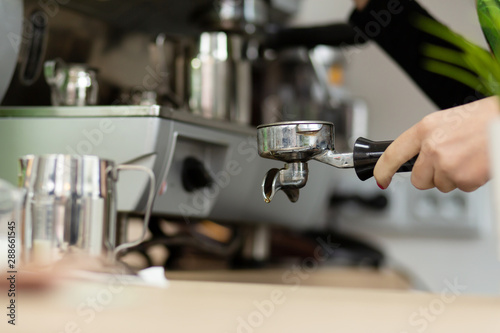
[291,0,498,295]
[0,0,498,298]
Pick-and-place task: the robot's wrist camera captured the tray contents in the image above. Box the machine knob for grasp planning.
[181,157,213,192]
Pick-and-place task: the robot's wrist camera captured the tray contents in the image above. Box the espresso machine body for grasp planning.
[0,0,352,230]
[0,106,335,230]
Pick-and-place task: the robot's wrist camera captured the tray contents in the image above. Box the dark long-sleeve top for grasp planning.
[349,0,485,109]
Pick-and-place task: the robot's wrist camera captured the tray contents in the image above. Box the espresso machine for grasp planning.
[0,0,371,267]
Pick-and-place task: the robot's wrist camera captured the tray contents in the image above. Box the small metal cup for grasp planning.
[44,59,99,106]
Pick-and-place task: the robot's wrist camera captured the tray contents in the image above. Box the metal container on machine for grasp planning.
[44,59,99,106]
[189,32,251,125]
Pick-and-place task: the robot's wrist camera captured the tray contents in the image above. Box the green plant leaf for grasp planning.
[423,60,491,96]
[416,14,500,97]
[422,44,468,68]
[477,0,500,60]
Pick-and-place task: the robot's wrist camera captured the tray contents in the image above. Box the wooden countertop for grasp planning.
[1,273,499,333]
[164,267,412,290]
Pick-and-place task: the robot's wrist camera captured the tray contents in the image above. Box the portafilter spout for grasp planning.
[262,162,308,203]
[257,121,417,203]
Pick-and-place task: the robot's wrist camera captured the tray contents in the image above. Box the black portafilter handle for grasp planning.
[264,23,364,50]
[353,137,418,181]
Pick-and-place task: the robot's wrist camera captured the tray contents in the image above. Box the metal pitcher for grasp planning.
[19,154,155,265]
[44,59,99,106]
[189,32,251,125]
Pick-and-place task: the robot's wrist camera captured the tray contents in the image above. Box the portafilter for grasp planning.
[257,121,416,203]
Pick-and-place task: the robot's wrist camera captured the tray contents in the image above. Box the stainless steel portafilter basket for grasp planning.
[257,121,416,203]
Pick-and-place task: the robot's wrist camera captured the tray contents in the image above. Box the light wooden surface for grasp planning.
[1,273,500,333]
[165,267,412,290]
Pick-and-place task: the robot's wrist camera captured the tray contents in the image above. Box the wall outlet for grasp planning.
[335,175,480,238]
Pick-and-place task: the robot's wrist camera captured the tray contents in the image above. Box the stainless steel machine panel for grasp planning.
[0,106,336,229]
[154,127,230,218]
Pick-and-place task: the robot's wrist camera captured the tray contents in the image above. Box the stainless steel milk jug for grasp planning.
[19,154,155,265]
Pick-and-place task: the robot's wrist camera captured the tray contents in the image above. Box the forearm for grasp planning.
[349,0,485,109]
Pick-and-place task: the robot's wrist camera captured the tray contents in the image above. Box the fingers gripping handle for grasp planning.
[353,137,417,181]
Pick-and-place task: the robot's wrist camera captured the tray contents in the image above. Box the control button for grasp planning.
[181,157,213,192]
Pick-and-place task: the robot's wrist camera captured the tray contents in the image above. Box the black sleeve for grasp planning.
[349,0,485,109]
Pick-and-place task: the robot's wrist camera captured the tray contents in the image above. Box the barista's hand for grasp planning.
[374,96,499,192]
[353,0,370,10]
